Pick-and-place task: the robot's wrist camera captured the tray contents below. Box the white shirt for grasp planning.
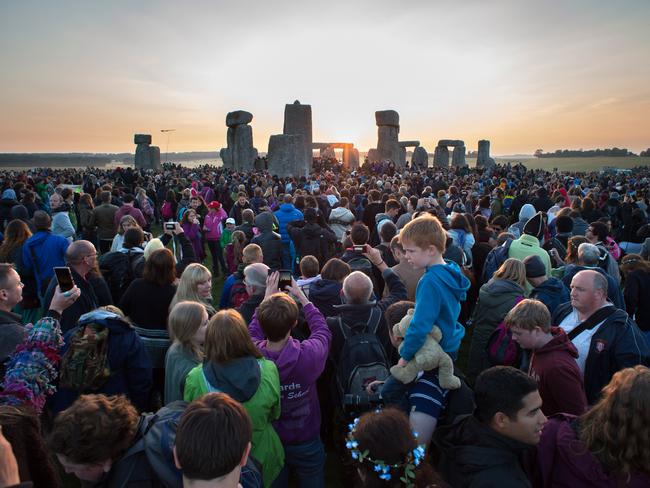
[559,309,606,375]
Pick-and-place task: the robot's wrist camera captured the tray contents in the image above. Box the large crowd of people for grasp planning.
[0,159,649,487]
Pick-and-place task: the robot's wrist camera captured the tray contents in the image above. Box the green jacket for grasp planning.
[184,357,284,487]
[508,234,552,277]
[220,227,233,248]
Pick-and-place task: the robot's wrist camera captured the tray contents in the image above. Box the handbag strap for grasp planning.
[567,305,617,340]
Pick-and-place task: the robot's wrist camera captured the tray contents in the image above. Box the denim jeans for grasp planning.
[271,437,325,488]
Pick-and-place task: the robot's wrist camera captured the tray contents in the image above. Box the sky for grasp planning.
[1,0,649,155]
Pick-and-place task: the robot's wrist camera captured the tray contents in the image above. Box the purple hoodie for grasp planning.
[249,303,331,445]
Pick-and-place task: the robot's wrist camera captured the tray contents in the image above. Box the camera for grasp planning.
[343,393,382,412]
[353,245,366,253]
[165,222,176,230]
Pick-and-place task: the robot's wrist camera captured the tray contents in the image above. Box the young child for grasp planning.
[381,214,470,443]
[505,298,587,416]
[248,272,331,488]
[220,217,236,252]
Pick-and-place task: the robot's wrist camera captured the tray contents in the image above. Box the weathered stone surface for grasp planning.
[267,134,305,177]
[452,146,467,167]
[233,124,257,172]
[367,149,380,162]
[433,146,449,167]
[438,139,464,147]
[399,140,420,148]
[412,146,429,169]
[399,147,407,166]
[134,144,150,169]
[149,146,161,170]
[283,101,313,176]
[227,127,235,149]
[226,110,253,128]
[134,134,152,145]
[349,148,360,169]
[375,110,400,127]
[376,125,401,163]
[220,148,232,169]
[476,139,496,168]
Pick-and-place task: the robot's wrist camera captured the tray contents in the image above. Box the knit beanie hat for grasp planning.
[555,215,574,234]
[2,189,16,200]
[523,211,544,240]
[523,255,546,278]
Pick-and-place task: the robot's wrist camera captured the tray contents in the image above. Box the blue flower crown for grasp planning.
[346,416,426,486]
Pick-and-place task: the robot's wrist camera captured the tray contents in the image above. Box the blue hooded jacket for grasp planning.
[274,203,303,243]
[22,231,69,295]
[400,260,470,360]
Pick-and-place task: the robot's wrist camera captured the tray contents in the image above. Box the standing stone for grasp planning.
[412,146,429,169]
[433,146,449,167]
[267,134,305,177]
[220,110,257,172]
[349,148,360,169]
[477,139,496,168]
[134,134,161,170]
[375,110,400,127]
[452,146,467,167]
[283,101,313,176]
[375,122,401,163]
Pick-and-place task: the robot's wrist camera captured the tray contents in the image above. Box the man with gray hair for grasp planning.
[327,246,407,368]
[560,243,624,309]
[237,262,270,324]
[553,269,649,404]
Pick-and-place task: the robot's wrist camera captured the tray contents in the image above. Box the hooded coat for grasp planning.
[274,203,303,243]
[467,279,526,382]
[22,230,69,297]
[252,212,283,270]
[434,414,533,488]
[328,205,355,241]
[308,278,343,318]
[248,303,331,445]
[530,278,570,316]
[528,327,587,416]
[508,204,536,238]
[184,357,284,487]
[286,218,337,267]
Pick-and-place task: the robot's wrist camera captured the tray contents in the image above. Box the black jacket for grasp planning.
[252,212,283,270]
[287,220,337,267]
[238,293,265,325]
[42,268,113,333]
[434,414,533,488]
[0,310,24,380]
[553,302,650,404]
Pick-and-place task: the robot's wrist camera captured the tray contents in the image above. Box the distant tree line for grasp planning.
[534,148,637,158]
[640,148,650,157]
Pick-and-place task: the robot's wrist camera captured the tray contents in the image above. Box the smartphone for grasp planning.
[270,269,292,291]
[353,245,366,253]
[165,222,176,230]
[54,267,75,292]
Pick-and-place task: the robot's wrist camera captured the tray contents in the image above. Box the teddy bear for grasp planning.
[390,308,461,389]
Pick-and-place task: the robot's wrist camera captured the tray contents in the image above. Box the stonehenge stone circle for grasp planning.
[220,110,257,171]
[477,139,496,168]
[133,134,161,170]
[434,139,467,167]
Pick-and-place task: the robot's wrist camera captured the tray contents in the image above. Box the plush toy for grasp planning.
[390,309,461,389]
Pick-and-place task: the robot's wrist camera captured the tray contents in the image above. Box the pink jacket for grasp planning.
[203,209,227,241]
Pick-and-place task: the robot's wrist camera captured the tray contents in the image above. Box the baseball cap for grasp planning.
[226,217,236,225]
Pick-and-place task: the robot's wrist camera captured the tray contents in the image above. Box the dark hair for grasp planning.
[321,258,351,282]
[0,220,32,262]
[589,221,609,241]
[143,248,176,286]
[450,214,471,232]
[257,293,299,341]
[490,215,508,230]
[122,194,134,204]
[175,393,252,481]
[385,199,400,212]
[299,255,320,278]
[350,223,370,245]
[379,220,397,244]
[123,227,144,249]
[384,300,415,335]
[47,394,139,463]
[474,366,538,423]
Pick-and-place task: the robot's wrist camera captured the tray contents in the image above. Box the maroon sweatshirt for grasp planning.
[529,327,587,416]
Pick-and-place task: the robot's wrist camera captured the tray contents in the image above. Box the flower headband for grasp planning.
[346,417,426,486]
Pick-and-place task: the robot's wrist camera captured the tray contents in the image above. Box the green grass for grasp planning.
[466,156,650,172]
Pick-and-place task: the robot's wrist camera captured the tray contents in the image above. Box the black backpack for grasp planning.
[99,250,144,303]
[480,238,513,284]
[335,308,389,408]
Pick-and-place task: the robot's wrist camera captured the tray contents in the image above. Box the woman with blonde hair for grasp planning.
[169,263,216,316]
[110,215,140,252]
[164,301,208,404]
[466,258,527,383]
[183,309,284,487]
[535,366,650,486]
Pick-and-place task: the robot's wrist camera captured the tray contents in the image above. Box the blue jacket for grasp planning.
[274,203,303,243]
[22,231,69,296]
[530,278,570,316]
[51,310,152,413]
[401,260,470,361]
[553,303,649,404]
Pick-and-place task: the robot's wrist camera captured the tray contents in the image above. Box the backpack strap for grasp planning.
[367,307,382,335]
[567,305,617,340]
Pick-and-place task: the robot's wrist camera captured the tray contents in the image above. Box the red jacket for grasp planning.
[529,327,587,416]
